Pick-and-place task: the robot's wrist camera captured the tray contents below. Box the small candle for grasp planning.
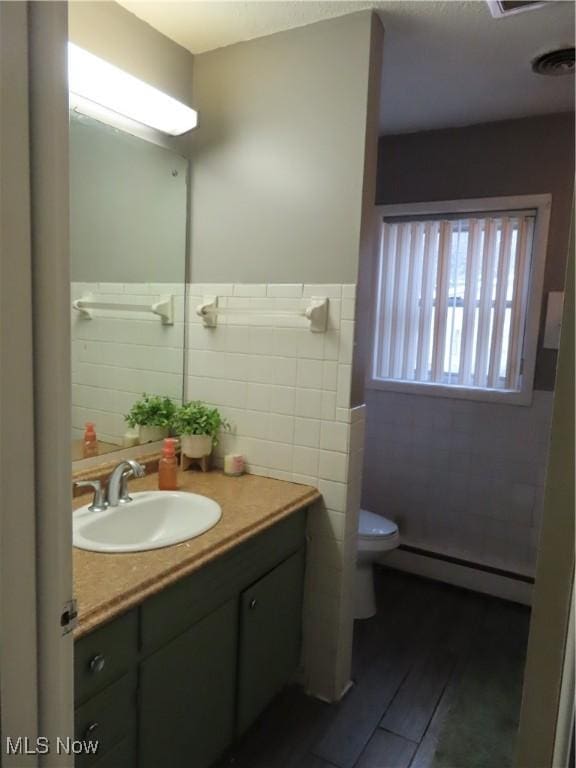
[224,454,245,476]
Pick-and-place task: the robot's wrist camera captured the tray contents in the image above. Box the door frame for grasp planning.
[28,2,74,760]
[515,204,575,768]
[0,2,74,764]
[0,3,40,761]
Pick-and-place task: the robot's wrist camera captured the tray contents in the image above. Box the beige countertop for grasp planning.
[73,470,320,639]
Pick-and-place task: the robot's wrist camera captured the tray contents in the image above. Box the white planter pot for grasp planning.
[180,434,213,459]
[139,425,170,444]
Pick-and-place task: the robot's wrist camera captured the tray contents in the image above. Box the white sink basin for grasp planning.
[73,491,222,553]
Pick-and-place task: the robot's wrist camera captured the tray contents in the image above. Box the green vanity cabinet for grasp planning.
[74,674,137,768]
[139,599,238,768]
[74,509,307,768]
[237,548,306,735]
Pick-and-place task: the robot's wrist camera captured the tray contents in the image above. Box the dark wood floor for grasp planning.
[216,568,530,768]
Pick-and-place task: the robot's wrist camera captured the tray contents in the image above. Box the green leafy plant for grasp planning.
[125,394,176,429]
[173,401,230,443]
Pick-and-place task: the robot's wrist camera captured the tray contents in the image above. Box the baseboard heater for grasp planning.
[394,544,535,585]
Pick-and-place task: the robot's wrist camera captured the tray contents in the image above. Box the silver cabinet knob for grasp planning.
[89,654,106,674]
[249,598,257,610]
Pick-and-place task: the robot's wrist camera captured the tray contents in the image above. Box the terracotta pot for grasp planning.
[180,434,213,459]
[139,425,170,444]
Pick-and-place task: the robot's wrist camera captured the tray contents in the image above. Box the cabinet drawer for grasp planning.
[141,509,306,654]
[75,673,136,768]
[75,610,138,705]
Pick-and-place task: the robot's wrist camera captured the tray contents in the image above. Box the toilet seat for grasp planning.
[358,509,398,541]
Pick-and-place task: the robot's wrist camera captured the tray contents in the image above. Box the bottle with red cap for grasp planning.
[158,438,178,491]
[83,422,98,458]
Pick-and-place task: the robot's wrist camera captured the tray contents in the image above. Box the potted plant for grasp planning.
[125,394,176,444]
[173,401,229,459]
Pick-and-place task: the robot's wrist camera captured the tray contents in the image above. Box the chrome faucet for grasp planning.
[106,459,146,507]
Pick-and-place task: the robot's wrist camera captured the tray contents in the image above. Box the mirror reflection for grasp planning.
[70,112,188,462]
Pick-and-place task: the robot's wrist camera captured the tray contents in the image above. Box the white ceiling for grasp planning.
[117,0,575,134]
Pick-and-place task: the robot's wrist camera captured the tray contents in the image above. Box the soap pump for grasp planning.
[158,438,178,491]
[83,422,98,458]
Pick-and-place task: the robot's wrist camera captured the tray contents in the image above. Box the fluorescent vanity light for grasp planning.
[68,43,198,136]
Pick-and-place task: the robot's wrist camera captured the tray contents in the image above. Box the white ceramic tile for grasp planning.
[273,328,301,358]
[318,450,348,483]
[248,327,275,356]
[327,300,341,330]
[224,326,251,354]
[342,284,356,299]
[320,421,349,453]
[98,282,124,294]
[294,418,321,448]
[321,391,337,421]
[197,283,234,296]
[341,298,356,321]
[238,410,270,440]
[323,331,340,362]
[293,446,319,477]
[245,383,271,412]
[269,386,296,416]
[336,365,352,408]
[267,284,303,298]
[317,479,348,513]
[322,361,338,391]
[295,388,323,419]
[123,282,149,295]
[292,473,318,486]
[303,284,342,298]
[297,359,324,389]
[338,321,354,364]
[272,357,298,387]
[268,414,294,444]
[297,330,325,360]
[233,284,267,297]
[248,355,276,384]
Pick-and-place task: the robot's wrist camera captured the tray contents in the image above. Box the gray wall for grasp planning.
[70,113,188,283]
[376,113,575,390]
[190,11,377,284]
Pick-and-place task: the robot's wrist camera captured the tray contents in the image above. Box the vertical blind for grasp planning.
[373,212,535,391]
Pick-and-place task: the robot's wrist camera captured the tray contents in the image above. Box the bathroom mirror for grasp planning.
[70,112,188,463]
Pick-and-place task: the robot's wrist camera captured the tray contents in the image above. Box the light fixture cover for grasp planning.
[68,43,197,136]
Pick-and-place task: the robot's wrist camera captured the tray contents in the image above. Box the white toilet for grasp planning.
[355,509,400,620]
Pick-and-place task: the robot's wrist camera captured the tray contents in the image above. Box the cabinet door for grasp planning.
[237,548,305,734]
[139,598,237,768]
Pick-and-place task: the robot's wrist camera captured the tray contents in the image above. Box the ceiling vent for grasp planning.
[532,48,575,76]
[487,1,548,18]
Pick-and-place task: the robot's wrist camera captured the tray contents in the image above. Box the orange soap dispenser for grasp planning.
[158,438,178,491]
[83,422,98,458]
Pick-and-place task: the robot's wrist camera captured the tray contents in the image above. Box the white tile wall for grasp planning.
[362,388,553,577]
[71,282,185,445]
[185,282,361,701]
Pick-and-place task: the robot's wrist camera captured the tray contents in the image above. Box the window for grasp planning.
[370,196,550,404]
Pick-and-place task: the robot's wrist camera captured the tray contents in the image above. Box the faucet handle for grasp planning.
[74,480,108,512]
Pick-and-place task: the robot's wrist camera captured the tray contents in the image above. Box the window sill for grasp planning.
[366,376,533,406]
